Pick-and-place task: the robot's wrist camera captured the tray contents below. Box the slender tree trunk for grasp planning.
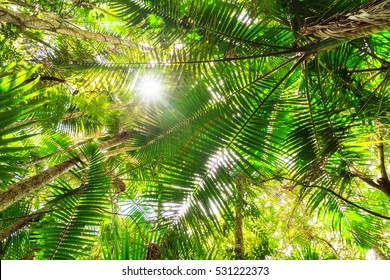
[18,138,92,169]
[234,180,245,260]
[0,208,45,241]
[0,132,129,212]
[0,7,136,47]
[0,184,87,241]
[0,159,77,212]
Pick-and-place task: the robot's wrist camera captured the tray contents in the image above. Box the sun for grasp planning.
[138,76,163,102]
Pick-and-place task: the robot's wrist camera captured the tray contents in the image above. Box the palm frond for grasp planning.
[31,144,111,259]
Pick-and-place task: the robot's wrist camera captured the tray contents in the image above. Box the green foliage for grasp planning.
[32,144,112,259]
[0,63,42,185]
[0,23,22,64]
[0,0,389,260]
[0,201,35,259]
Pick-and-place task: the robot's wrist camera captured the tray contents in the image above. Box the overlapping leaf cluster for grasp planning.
[0,0,389,259]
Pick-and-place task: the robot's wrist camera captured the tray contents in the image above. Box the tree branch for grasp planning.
[313,235,342,259]
[25,76,66,84]
[252,176,390,220]
[307,184,390,221]
[349,165,390,199]
[348,165,380,188]
[0,7,137,47]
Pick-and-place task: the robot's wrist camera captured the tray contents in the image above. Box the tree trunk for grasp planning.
[234,180,245,260]
[0,7,136,47]
[0,159,77,212]
[0,132,129,212]
[0,184,88,241]
[302,0,390,39]
[0,208,44,241]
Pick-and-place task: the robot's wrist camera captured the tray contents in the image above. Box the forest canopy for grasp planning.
[0,0,389,260]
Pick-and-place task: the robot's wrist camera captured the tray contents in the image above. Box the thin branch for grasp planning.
[234,178,245,259]
[53,38,348,69]
[102,146,141,157]
[18,138,92,168]
[348,165,380,189]
[24,76,66,84]
[349,67,387,73]
[252,176,390,220]
[351,39,390,66]
[313,235,342,259]
[22,30,56,49]
[348,165,390,198]
[355,72,390,116]
[307,184,390,221]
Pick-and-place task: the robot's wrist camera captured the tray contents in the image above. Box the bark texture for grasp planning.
[234,181,245,260]
[0,159,78,212]
[0,7,136,47]
[0,209,44,241]
[349,165,390,199]
[0,184,87,241]
[0,132,130,212]
[302,0,390,39]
